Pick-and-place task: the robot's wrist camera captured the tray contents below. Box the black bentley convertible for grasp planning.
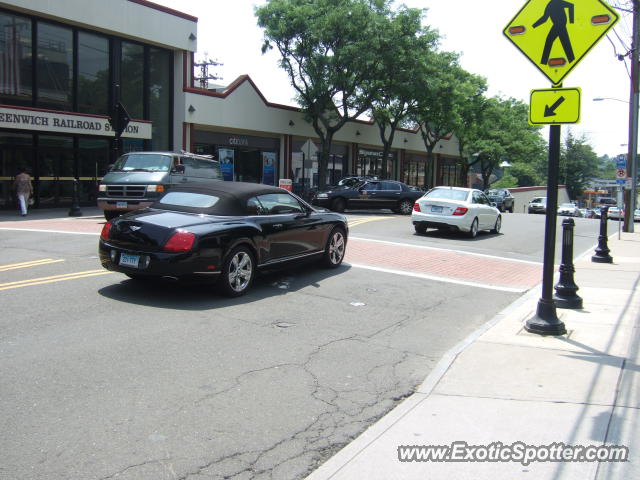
[99,182,348,296]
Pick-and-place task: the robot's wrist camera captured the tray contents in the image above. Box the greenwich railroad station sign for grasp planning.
[504,0,619,86]
[0,105,152,139]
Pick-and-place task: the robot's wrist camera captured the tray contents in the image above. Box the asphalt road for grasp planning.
[0,209,612,480]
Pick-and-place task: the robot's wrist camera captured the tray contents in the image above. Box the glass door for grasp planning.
[36,135,74,207]
[0,132,34,209]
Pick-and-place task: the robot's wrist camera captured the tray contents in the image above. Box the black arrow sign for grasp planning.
[544,96,566,117]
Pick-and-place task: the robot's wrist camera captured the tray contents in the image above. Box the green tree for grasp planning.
[560,131,599,199]
[451,73,488,185]
[467,97,546,190]
[410,51,462,189]
[597,154,617,180]
[369,7,440,179]
[256,0,389,190]
[508,161,544,187]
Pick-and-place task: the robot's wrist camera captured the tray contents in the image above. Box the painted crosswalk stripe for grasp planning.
[0,259,65,272]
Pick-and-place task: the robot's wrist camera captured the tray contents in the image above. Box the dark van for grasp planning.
[98,151,222,220]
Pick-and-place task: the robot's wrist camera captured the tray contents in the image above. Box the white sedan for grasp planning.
[411,187,501,238]
[558,203,580,217]
[607,206,624,220]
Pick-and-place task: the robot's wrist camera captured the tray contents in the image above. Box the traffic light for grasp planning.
[108,101,131,137]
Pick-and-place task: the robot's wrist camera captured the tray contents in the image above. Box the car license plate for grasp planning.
[119,253,140,268]
[431,205,443,213]
[116,201,127,209]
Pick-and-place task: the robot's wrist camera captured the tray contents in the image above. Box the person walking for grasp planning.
[13,167,34,216]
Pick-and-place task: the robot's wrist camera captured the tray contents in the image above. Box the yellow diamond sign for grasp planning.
[504,0,619,85]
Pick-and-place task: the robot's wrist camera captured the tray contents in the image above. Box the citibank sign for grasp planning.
[0,105,152,139]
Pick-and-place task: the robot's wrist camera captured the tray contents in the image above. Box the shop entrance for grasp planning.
[0,131,111,209]
[235,148,261,183]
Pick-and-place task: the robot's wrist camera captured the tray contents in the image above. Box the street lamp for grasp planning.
[592,97,638,233]
[592,97,629,104]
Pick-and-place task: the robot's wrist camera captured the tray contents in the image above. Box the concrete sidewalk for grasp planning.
[307,232,640,480]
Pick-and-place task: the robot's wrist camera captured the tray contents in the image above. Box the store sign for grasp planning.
[0,105,152,139]
[228,135,249,146]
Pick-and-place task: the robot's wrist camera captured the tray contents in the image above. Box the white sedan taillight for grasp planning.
[452,207,468,216]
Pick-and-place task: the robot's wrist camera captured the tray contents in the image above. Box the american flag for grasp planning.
[1,19,23,96]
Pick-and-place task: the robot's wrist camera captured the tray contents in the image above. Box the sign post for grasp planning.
[503,0,619,335]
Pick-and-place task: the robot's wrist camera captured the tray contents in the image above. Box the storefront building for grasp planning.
[0,0,192,209]
[1,0,463,211]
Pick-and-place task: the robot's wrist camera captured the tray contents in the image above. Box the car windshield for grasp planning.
[158,192,220,208]
[424,188,469,202]
[559,203,574,208]
[337,178,358,187]
[531,198,545,203]
[487,190,504,196]
[113,154,172,172]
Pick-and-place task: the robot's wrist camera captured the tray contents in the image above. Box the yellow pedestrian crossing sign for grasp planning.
[529,87,581,124]
[504,0,619,85]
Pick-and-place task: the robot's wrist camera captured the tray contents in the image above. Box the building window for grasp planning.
[291,141,347,195]
[0,12,32,106]
[438,158,462,187]
[403,154,427,188]
[356,149,394,179]
[149,47,171,150]
[77,31,109,114]
[37,22,73,111]
[121,41,144,119]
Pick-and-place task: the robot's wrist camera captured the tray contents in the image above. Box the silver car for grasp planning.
[412,187,501,238]
[558,203,580,217]
[528,197,547,214]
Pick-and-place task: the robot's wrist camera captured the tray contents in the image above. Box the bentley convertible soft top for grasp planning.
[99,182,349,296]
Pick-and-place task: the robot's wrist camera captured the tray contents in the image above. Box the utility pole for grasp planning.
[624,0,639,232]
[194,55,223,90]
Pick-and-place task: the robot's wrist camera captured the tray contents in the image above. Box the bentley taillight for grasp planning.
[163,230,195,252]
[100,221,112,241]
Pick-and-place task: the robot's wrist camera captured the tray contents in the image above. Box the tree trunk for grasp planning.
[317,132,334,191]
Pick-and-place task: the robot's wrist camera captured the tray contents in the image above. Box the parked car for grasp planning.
[485,188,515,212]
[598,197,617,208]
[98,151,223,220]
[607,206,624,220]
[311,179,423,214]
[528,197,547,214]
[335,175,379,187]
[635,209,640,222]
[99,182,348,297]
[411,187,501,238]
[558,203,580,217]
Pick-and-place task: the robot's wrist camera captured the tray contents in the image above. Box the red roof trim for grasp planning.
[184,74,453,140]
[184,75,299,112]
[127,0,198,23]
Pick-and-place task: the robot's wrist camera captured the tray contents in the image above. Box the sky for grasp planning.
[153,0,634,158]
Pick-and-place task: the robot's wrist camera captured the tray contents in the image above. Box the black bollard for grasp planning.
[554,218,583,309]
[591,206,612,263]
[68,178,83,217]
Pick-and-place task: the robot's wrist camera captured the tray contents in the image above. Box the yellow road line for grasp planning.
[0,269,112,291]
[0,259,64,272]
[348,217,393,227]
